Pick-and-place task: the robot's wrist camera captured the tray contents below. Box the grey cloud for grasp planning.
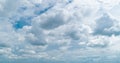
[25,30,47,46]
[39,13,66,30]
[93,13,115,36]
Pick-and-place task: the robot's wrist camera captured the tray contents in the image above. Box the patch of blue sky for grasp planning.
[12,4,55,30]
[34,5,54,15]
[13,17,32,29]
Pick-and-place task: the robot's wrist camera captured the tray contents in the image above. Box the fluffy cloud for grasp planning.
[0,0,120,63]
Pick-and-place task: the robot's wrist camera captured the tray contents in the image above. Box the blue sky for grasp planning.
[0,0,120,63]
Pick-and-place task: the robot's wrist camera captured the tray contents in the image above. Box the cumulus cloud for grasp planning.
[0,0,120,63]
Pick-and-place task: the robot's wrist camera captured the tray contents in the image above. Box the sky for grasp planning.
[0,0,120,63]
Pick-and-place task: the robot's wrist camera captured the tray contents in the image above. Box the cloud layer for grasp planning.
[0,0,120,63]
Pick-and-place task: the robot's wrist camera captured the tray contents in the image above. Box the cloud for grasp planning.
[0,0,120,63]
[93,13,114,36]
[34,12,66,30]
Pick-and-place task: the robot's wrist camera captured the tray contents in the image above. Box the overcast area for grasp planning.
[0,0,120,63]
